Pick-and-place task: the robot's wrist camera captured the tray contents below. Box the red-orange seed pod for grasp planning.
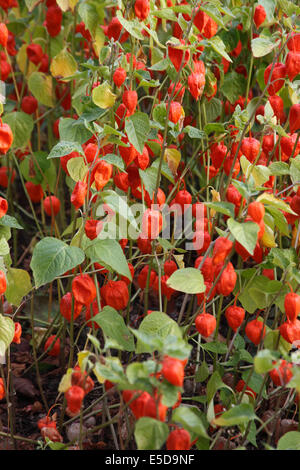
[71,180,87,210]
[43,195,61,217]
[212,237,233,265]
[216,262,237,297]
[0,23,8,48]
[166,429,191,450]
[60,292,83,322]
[44,335,60,357]
[72,274,97,306]
[0,270,6,295]
[245,319,266,345]
[284,292,300,323]
[84,219,103,240]
[269,360,293,387]
[12,322,22,344]
[141,208,163,239]
[137,265,156,290]
[279,320,300,344]
[100,280,129,310]
[247,201,265,223]
[195,313,216,338]
[65,385,85,414]
[225,306,245,332]
[0,197,7,218]
[161,356,185,387]
[0,122,13,155]
[253,5,266,28]
[122,89,138,115]
[0,378,5,400]
[93,160,113,191]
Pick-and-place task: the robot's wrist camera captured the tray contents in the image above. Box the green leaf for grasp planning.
[205,98,222,122]
[125,112,150,154]
[205,202,235,218]
[184,126,206,139]
[28,72,54,108]
[204,123,225,135]
[267,247,297,270]
[207,371,233,404]
[139,166,158,198]
[48,141,84,159]
[100,190,139,232]
[251,37,279,57]
[167,268,205,294]
[101,153,125,171]
[59,118,92,145]
[277,431,300,450]
[136,311,182,354]
[202,342,228,354]
[195,361,209,383]
[2,112,34,149]
[277,0,300,17]
[0,314,15,356]
[265,206,289,237]
[152,8,177,21]
[199,3,227,28]
[134,418,169,450]
[116,11,144,40]
[78,2,100,36]
[254,349,278,374]
[213,403,257,427]
[227,218,259,255]
[93,306,134,351]
[222,71,247,104]
[290,156,300,189]
[0,237,9,256]
[172,406,208,439]
[6,268,32,306]
[25,0,40,11]
[85,239,131,280]
[264,330,291,355]
[30,237,85,288]
[269,161,290,176]
[207,36,232,63]
[0,215,23,230]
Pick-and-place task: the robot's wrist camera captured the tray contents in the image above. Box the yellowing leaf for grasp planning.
[164,148,181,176]
[28,72,54,108]
[261,224,277,248]
[0,314,15,356]
[257,192,297,215]
[67,157,88,182]
[240,155,271,187]
[77,350,90,369]
[93,26,105,58]
[251,165,271,187]
[92,82,116,109]
[50,49,77,80]
[173,254,184,269]
[93,366,105,384]
[16,44,38,77]
[292,226,300,249]
[211,189,220,217]
[56,0,78,11]
[58,368,73,393]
